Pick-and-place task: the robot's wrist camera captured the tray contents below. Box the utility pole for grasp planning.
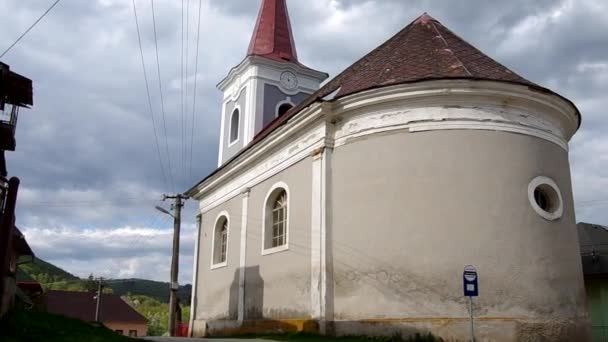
[158,194,188,337]
[95,277,103,322]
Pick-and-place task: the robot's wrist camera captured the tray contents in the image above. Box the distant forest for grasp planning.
[17,258,191,303]
[18,258,192,336]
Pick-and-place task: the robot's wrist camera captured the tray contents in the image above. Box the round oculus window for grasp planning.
[528,176,563,221]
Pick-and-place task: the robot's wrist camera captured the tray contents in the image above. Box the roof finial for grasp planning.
[414,12,436,25]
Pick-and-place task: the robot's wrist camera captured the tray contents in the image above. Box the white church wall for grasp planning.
[244,157,313,320]
[329,128,588,340]
[195,196,243,321]
[220,87,248,164]
[190,79,586,340]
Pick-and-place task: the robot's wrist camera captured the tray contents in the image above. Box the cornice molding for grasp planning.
[218,56,328,91]
[333,80,579,142]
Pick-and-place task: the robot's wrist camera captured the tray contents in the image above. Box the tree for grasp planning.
[85,274,97,293]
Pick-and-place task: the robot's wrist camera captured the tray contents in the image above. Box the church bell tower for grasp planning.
[216,0,328,166]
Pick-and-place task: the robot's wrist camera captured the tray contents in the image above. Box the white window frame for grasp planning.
[261,182,290,256]
[275,98,294,118]
[528,176,564,221]
[228,105,241,147]
[211,211,230,269]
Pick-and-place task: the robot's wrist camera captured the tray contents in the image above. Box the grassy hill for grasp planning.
[17,258,191,304]
[17,258,79,282]
[109,278,192,304]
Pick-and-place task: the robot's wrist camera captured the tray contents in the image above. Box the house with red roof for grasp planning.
[44,290,148,337]
[186,1,587,340]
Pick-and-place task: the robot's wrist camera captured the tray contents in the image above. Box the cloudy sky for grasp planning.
[1,0,607,284]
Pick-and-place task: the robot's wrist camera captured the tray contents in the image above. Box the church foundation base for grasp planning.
[192,317,590,341]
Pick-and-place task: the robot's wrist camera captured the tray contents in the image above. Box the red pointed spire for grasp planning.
[247,0,298,63]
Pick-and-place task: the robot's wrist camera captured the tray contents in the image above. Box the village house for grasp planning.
[44,290,149,337]
[187,1,587,340]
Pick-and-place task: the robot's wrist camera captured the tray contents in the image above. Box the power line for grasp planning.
[0,0,63,59]
[22,201,159,209]
[181,0,186,182]
[132,0,170,192]
[189,0,203,179]
[150,0,176,192]
[182,0,192,182]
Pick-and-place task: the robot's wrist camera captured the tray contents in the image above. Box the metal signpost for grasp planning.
[463,265,478,342]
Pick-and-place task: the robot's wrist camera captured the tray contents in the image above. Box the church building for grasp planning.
[187,1,588,340]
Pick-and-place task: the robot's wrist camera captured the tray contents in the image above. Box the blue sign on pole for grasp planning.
[463,265,479,297]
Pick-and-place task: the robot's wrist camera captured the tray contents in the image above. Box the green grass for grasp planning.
[0,308,139,342]
[225,332,443,342]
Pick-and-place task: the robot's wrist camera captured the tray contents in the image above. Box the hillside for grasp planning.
[17,258,191,303]
[107,279,192,304]
[17,258,79,282]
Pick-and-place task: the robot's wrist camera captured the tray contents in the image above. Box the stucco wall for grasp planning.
[222,87,247,163]
[196,157,313,323]
[244,157,313,319]
[196,196,243,320]
[261,84,310,129]
[330,129,588,340]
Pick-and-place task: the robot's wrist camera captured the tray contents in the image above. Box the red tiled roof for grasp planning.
[327,12,535,98]
[45,290,148,324]
[17,281,43,294]
[247,0,298,64]
[187,13,580,194]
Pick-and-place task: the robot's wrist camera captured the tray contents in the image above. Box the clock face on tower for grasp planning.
[280,71,298,90]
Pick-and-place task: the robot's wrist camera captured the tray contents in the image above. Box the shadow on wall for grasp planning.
[211,266,317,336]
[228,266,264,320]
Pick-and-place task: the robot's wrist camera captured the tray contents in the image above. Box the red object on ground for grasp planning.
[176,323,189,337]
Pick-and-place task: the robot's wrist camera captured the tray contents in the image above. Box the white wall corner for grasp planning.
[218,100,228,167]
[311,144,330,329]
[189,213,203,336]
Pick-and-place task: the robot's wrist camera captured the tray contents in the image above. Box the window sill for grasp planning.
[210,262,228,270]
[261,245,289,256]
[227,138,240,148]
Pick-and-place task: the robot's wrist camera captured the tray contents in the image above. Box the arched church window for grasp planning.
[277,103,293,117]
[263,183,289,254]
[229,109,240,144]
[271,191,287,247]
[212,214,229,267]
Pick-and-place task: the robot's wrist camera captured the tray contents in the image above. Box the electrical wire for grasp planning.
[0,0,63,59]
[183,0,191,181]
[188,0,203,179]
[181,0,186,182]
[132,0,170,192]
[150,0,176,192]
[20,198,156,208]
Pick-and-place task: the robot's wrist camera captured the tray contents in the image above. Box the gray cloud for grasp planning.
[1,0,607,282]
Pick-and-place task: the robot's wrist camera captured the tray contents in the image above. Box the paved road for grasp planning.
[143,338,274,342]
